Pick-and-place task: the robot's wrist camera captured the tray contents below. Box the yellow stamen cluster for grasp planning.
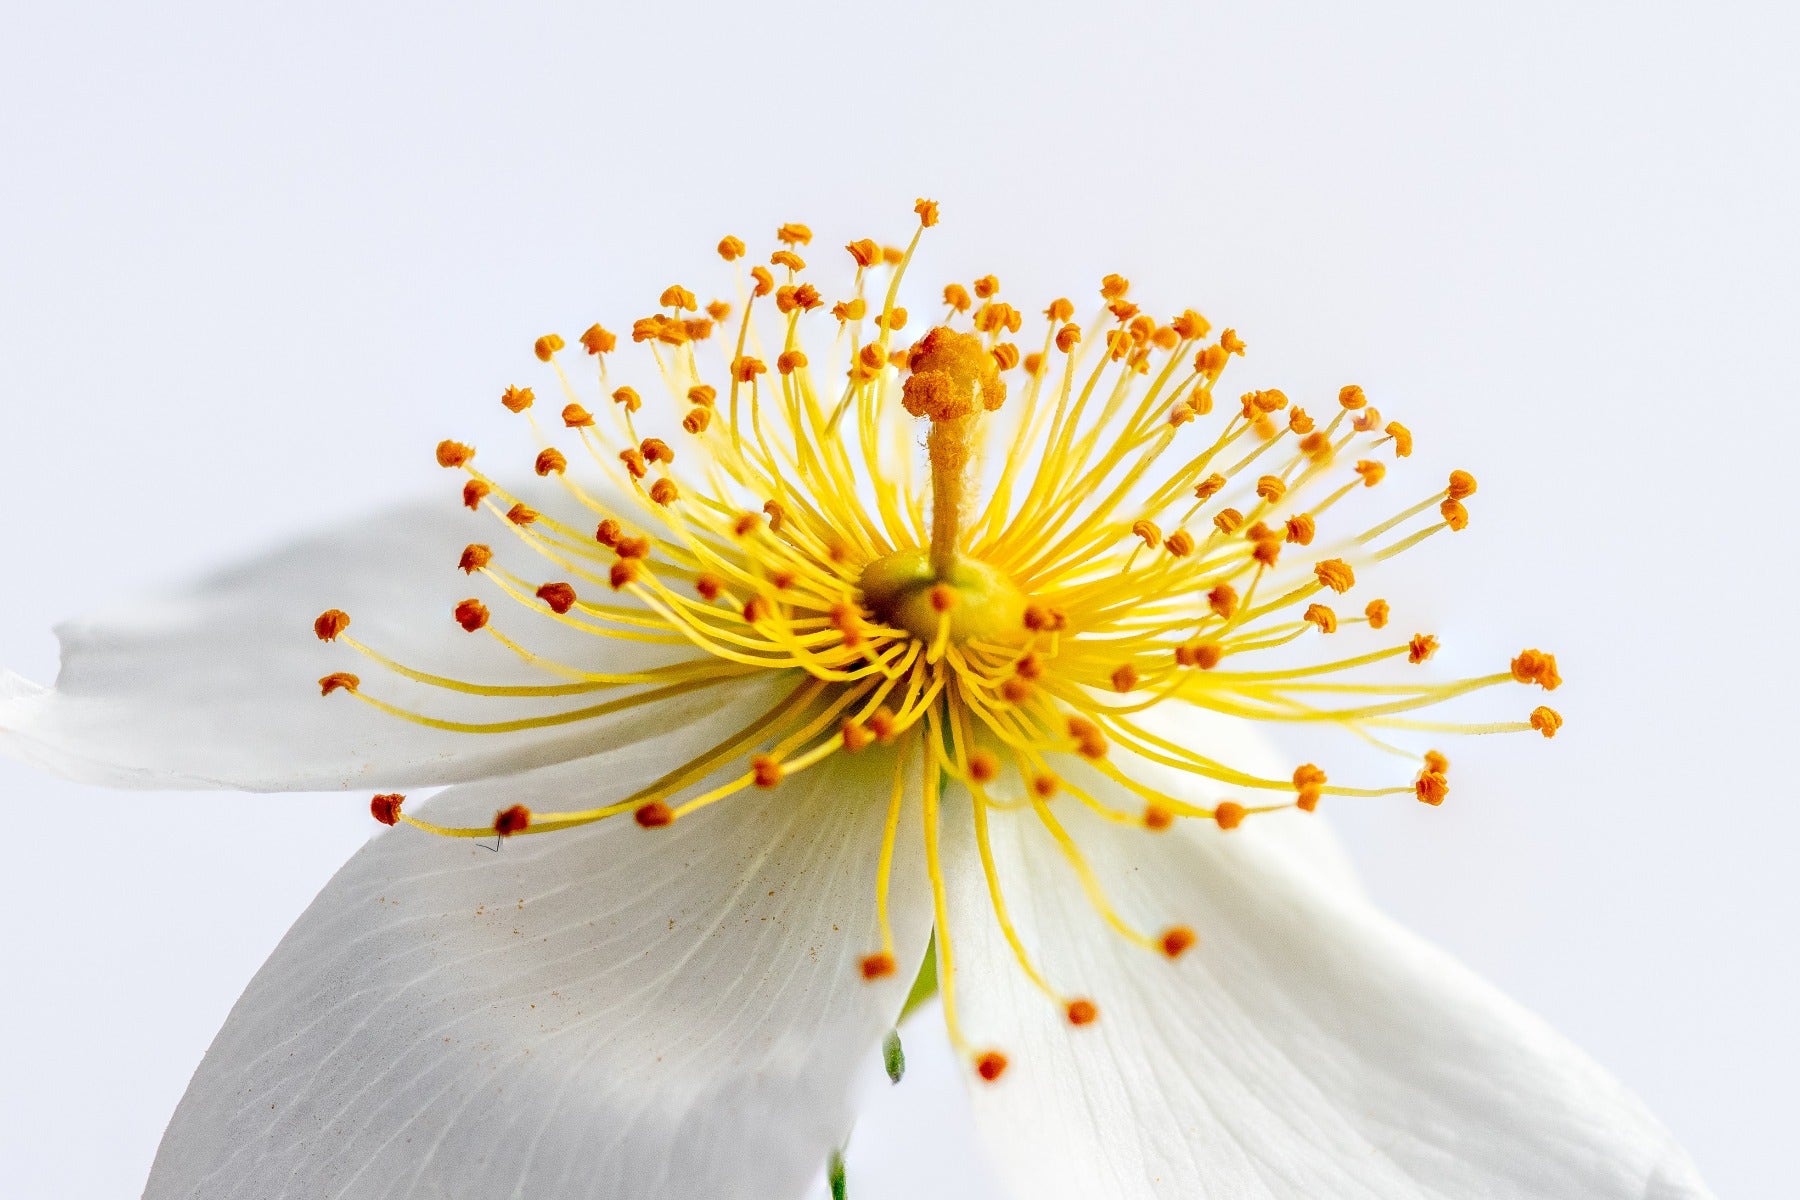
[311,200,1562,1080]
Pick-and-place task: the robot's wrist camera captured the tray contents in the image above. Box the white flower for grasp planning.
[1,201,1708,1199]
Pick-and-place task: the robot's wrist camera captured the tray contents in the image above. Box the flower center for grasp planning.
[858,548,1027,644]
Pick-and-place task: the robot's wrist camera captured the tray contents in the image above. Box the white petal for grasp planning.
[1,490,728,791]
[149,740,931,1200]
[939,725,1711,1200]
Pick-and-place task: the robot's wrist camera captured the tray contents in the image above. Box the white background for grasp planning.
[2,2,1794,1196]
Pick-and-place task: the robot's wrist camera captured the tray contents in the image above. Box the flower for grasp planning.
[0,201,1709,1199]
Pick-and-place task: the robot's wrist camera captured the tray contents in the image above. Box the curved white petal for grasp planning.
[149,739,931,1200]
[939,720,1710,1200]
[1,489,728,791]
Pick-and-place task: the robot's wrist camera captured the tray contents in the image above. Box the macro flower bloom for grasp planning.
[2,200,1710,1199]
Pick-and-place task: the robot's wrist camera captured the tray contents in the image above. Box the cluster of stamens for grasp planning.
[311,199,1561,1080]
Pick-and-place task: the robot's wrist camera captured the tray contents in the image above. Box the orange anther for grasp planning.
[506,502,538,526]
[1207,583,1238,619]
[845,238,881,267]
[841,721,875,753]
[999,677,1032,704]
[732,356,767,383]
[459,544,492,574]
[1067,715,1108,760]
[693,574,725,602]
[777,349,808,376]
[1213,801,1245,830]
[971,273,999,299]
[1143,803,1174,831]
[435,440,474,468]
[562,403,594,428]
[454,599,489,632]
[1530,706,1564,738]
[1014,652,1044,680]
[1171,309,1210,339]
[313,609,350,642]
[1510,649,1562,690]
[1287,407,1315,435]
[1447,470,1478,500]
[635,800,674,828]
[1409,633,1439,663]
[1441,498,1469,531]
[1352,407,1382,433]
[832,298,867,323]
[1165,530,1195,557]
[1315,558,1356,593]
[748,265,775,297]
[615,535,651,560]
[1415,771,1450,806]
[1195,344,1228,377]
[1219,329,1246,355]
[742,595,771,624]
[1365,598,1390,629]
[1054,322,1081,353]
[534,448,567,477]
[1424,749,1451,775]
[1338,384,1367,410]
[1386,421,1414,457]
[1299,430,1333,461]
[968,749,1000,783]
[1355,460,1386,487]
[770,250,806,274]
[717,235,746,261]
[751,755,783,788]
[914,198,939,227]
[991,342,1020,371]
[1303,603,1337,633]
[1021,605,1066,632]
[1031,774,1060,799]
[609,559,642,590]
[536,582,577,614]
[860,952,897,980]
[493,804,530,836]
[776,222,812,246]
[618,448,648,480]
[370,793,404,826]
[974,1051,1008,1082]
[595,518,623,548]
[649,478,680,506]
[706,299,731,323]
[928,583,959,613]
[1193,473,1227,501]
[1066,999,1099,1026]
[1110,663,1140,693]
[501,385,535,412]
[1175,642,1223,669]
[462,479,491,510]
[1100,273,1130,300]
[533,333,564,361]
[611,386,642,413]
[1255,474,1287,503]
[869,707,899,743]
[1131,519,1162,549]
[579,324,616,355]
[318,671,360,696]
[1160,926,1198,958]
[1285,513,1316,545]
[1293,763,1327,812]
